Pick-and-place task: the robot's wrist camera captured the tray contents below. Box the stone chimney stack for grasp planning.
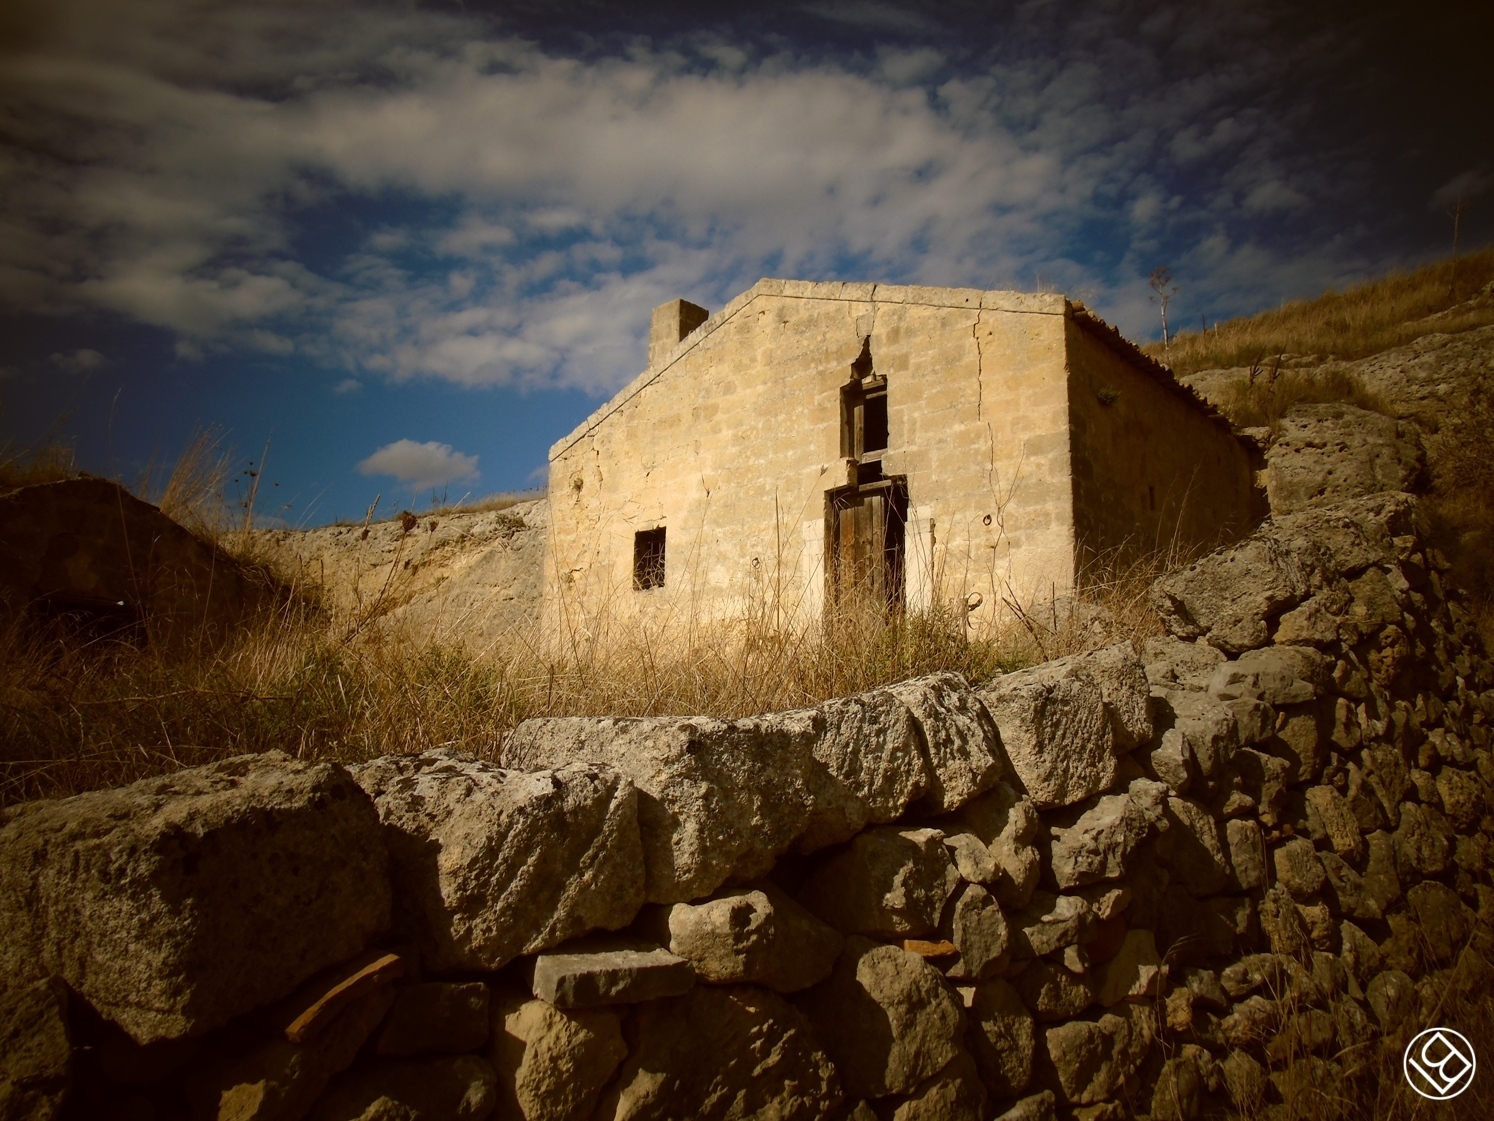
[648,299,710,368]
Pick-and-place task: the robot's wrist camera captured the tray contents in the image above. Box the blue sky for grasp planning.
[2,0,1489,525]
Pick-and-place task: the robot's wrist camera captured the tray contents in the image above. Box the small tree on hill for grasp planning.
[1149,266,1179,348]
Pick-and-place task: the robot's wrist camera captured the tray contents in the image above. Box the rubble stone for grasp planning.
[531,940,694,1009]
[664,885,842,992]
[0,752,389,1044]
[799,938,967,1100]
[491,994,626,1121]
[799,827,959,939]
[598,985,841,1121]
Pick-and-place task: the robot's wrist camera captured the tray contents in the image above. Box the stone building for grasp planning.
[544,279,1261,635]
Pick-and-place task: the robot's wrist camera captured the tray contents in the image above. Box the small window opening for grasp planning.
[840,339,888,461]
[1148,485,1157,512]
[862,390,888,454]
[633,528,666,590]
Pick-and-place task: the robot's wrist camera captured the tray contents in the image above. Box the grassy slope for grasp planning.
[1143,247,1494,379]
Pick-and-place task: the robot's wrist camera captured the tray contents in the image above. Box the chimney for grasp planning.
[649,299,710,368]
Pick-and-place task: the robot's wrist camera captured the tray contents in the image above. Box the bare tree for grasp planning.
[1448,196,1467,299]
[1149,266,1179,347]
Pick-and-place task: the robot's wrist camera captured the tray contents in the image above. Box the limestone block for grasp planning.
[530,940,694,1009]
[1258,887,1312,956]
[1153,687,1238,779]
[1436,767,1488,832]
[0,977,71,1121]
[882,672,1006,811]
[1150,1046,1210,1121]
[1220,954,1285,999]
[1041,1003,1152,1106]
[1011,892,1092,960]
[1304,786,1364,861]
[352,751,643,971]
[888,1050,987,1121]
[961,978,1035,1100]
[1151,535,1309,653]
[185,986,396,1121]
[308,1055,497,1121]
[1225,819,1266,891]
[1393,802,1453,878]
[1011,960,1095,1022]
[798,938,967,1100]
[1268,704,1329,784]
[374,982,490,1057]
[1155,798,1232,896]
[663,885,842,992]
[491,994,627,1121]
[1142,636,1226,689]
[1048,779,1169,889]
[943,831,1000,884]
[499,711,822,902]
[798,827,960,939]
[1366,969,1416,1028]
[1406,882,1471,964]
[1360,830,1402,915]
[995,1091,1056,1121]
[977,668,1120,809]
[0,752,389,1044]
[1096,930,1161,1006]
[1273,838,1326,899]
[1220,1051,1267,1114]
[955,785,1042,908]
[943,884,1010,981]
[1209,647,1327,706]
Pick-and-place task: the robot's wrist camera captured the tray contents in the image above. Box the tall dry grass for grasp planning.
[1146,246,1494,378]
[1211,365,1393,432]
[0,532,1177,808]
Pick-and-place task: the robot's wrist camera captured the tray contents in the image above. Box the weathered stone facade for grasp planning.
[546,280,1261,635]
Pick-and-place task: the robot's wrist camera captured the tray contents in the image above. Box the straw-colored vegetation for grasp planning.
[0,529,1174,807]
[1144,246,1494,379]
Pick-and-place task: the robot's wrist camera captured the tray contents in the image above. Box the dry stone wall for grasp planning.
[4,488,1494,1121]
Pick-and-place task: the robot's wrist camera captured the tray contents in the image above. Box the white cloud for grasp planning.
[0,0,1410,378]
[333,377,362,394]
[357,439,479,489]
[46,348,109,375]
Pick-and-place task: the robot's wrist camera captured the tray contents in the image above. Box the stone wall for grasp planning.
[1064,313,1262,568]
[4,487,1493,1121]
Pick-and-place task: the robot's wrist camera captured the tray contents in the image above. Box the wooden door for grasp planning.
[826,478,908,611]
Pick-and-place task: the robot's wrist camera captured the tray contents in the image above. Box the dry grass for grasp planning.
[1145,246,1494,378]
[1211,366,1393,432]
[0,539,1175,808]
[0,434,79,492]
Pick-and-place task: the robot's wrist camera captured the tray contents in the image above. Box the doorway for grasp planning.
[826,476,908,612]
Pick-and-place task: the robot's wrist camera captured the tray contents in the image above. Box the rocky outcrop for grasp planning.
[255,498,549,648]
[0,752,389,1044]
[1262,403,1426,514]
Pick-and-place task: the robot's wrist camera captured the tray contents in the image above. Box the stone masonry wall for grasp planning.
[4,487,1494,1121]
[1064,314,1262,569]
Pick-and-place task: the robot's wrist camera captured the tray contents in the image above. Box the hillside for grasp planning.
[254,497,549,650]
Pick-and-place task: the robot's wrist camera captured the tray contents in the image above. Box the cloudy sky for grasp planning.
[1,0,1488,525]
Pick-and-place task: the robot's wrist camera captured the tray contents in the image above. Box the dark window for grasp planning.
[633,527,666,590]
[862,389,888,453]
